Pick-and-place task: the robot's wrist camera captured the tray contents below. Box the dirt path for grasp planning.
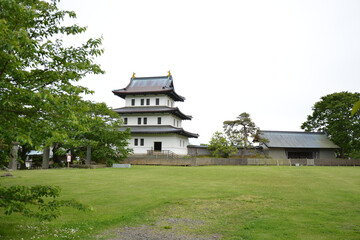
[96,218,222,240]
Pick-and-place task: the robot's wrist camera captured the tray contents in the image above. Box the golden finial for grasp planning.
[132,72,136,78]
[167,70,171,76]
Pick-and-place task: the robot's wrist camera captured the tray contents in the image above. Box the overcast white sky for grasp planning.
[58,0,360,145]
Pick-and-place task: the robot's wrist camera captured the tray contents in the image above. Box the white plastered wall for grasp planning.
[125,95,175,107]
[129,134,189,155]
[122,114,182,128]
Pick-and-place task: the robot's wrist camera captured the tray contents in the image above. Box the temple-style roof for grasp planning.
[113,75,185,101]
[114,106,192,120]
[260,131,339,149]
[120,126,199,138]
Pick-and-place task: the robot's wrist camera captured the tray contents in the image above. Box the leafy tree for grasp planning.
[0,0,131,167]
[57,101,132,165]
[223,112,267,158]
[0,184,88,221]
[301,92,360,158]
[207,132,237,158]
[0,0,130,221]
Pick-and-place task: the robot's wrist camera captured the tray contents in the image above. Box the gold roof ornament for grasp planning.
[132,72,136,78]
[167,70,171,77]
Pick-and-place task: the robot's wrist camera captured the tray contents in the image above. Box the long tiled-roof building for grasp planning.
[113,73,198,155]
[259,131,339,159]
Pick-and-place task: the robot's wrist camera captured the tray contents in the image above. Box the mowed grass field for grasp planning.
[0,165,359,239]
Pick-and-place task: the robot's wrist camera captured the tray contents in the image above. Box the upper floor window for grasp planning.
[124,118,128,125]
[157,117,162,124]
[146,99,150,105]
[138,118,141,124]
[141,99,144,106]
[131,99,135,106]
[156,98,160,105]
[143,117,147,125]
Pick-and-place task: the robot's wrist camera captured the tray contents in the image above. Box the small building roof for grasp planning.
[112,75,185,101]
[260,131,339,149]
[114,106,192,120]
[120,126,199,138]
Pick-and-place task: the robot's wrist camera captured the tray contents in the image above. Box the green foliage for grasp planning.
[223,112,267,148]
[349,150,360,160]
[0,0,101,145]
[301,92,360,157]
[51,101,132,165]
[207,132,237,158]
[0,0,131,164]
[0,140,9,168]
[208,113,267,158]
[352,99,360,117]
[0,184,88,221]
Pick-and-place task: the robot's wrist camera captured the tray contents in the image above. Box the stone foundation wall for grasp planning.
[123,157,360,166]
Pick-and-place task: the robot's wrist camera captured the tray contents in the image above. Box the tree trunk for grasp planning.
[42,147,50,169]
[242,125,247,159]
[19,144,31,169]
[86,146,91,165]
[9,142,19,170]
[340,148,344,159]
[52,143,61,165]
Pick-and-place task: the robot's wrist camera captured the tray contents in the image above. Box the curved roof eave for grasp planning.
[114,107,192,120]
[112,89,185,102]
[119,126,199,138]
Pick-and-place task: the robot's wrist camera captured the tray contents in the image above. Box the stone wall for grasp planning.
[187,145,264,157]
[187,146,338,160]
[123,157,360,166]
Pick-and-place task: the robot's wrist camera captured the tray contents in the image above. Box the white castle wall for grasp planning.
[128,134,189,155]
[125,95,175,107]
[122,114,182,127]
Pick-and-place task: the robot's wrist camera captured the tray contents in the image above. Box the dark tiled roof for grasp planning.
[120,125,199,138]
[113,75,185,101]
[260,131,339,149]
[114,106,192,120]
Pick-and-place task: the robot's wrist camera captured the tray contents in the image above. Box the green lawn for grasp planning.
[0,166,359,239]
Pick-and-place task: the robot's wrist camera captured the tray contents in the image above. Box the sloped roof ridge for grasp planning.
[261,130,326,135]
[131,75,172,79]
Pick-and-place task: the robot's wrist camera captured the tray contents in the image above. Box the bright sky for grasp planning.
[58,0,360,145]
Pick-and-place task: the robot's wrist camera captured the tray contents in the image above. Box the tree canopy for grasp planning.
[301,92,360,158]
[208,112,267,158]
[0,0,131,166]
[223,112,267,147]
[207,131,237,158]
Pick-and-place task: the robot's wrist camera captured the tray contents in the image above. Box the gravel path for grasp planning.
[97,218,222,240]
